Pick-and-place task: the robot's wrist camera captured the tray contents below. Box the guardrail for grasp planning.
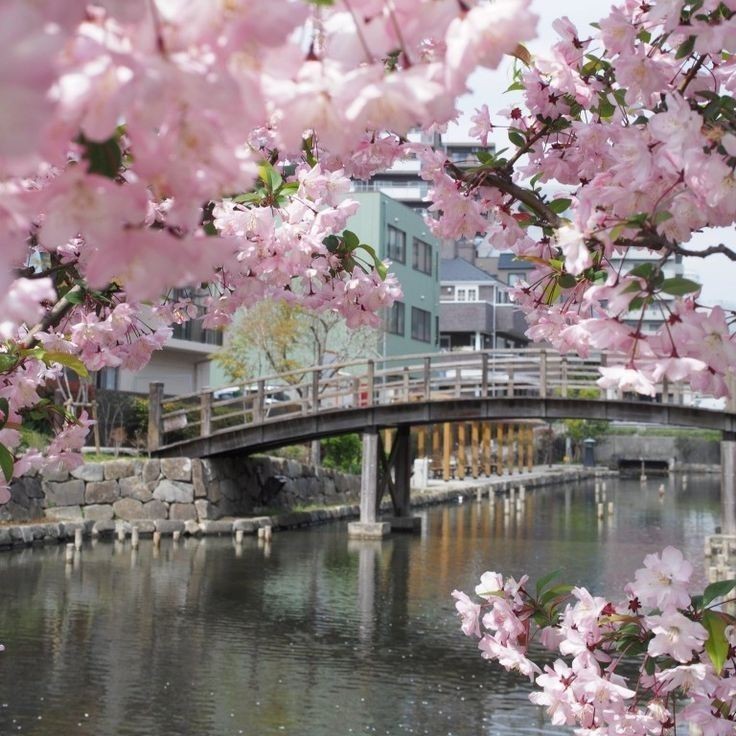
[147,348,724,451]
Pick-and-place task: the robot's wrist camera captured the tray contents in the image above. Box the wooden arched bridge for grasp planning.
[147,348,736,537]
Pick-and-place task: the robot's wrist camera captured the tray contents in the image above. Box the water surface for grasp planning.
[0,475,721,736]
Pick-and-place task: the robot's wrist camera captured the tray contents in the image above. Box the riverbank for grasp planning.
[0,465,612,550]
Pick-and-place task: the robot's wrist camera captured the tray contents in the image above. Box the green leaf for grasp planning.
[539,583,574,608]
[63,287,85,305]
[597,95,615,118]
[0,442,13,482]
[629,262,655,279]
[548,198,572,214]
[644,656,656,676]
[703,610,730,674]
[558,273,577,289]
[505,81,525,92]
[653,210,673,224]
[508,130,526,148]
[0,354,17,374]
[279,182,299,196]
[81,135,122,179]
[42,351,89,378]
[0,398,8,429]
[342,230,361,251]
[358,243,388,280]
[609,224,625,242]
[258,163,283,193]
[660,277,701,296]
[676,35,696,59]
[703,579,736,607]
[535,569,561,596]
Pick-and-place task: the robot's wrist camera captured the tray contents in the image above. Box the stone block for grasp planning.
[42,465,70,482]
[45,506,84,521]
[92,520,116,537]
[142,459,160,484]
[114,521,132,536]
[119,477,154,503]
[85,480,119,505]
[207,480,222,504]
[192,459,207,498]
[169,503,197,521]
[201,458,218,483]
[153,480,194,504]
[44,479,84,507]
[10,526,35,544]
[0,528,10,546]
[232,519,258,534]
[194,499,219,521]
[84,504,114,522]
[112,498,146,520]
[219,478,238,501]
[71,463,104,482]
[161,457,192,482]
[142,500,168,520]
[154,520,185,535]
[347,521,390,539]
[183,519,200,536]
[199,520,233,535]
[385,516,422,533]
[132,520,155,535]
[103,459,135,480]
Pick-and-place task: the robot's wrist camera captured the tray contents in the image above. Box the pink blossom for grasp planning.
[627,546,693,611]
[451,590,482,638]
[646,610,708,663]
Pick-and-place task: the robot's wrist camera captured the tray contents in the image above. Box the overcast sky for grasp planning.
[447,0,735,307]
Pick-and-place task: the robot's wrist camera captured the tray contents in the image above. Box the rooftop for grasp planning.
[441,258,502,284]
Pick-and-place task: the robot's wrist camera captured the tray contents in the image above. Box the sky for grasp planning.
[447,0,736,308]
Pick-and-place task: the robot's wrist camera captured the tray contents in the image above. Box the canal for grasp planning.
[0,474,721,735]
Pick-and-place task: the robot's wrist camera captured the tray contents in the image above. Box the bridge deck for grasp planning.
[147,349,736,458]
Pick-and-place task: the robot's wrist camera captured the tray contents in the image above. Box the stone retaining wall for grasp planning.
[2,455,361,524]
[0,465,607,549]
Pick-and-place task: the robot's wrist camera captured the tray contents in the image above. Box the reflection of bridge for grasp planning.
[148,349,736,537]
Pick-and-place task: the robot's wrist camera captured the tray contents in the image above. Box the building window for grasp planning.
[508,272,526,287]
[95,367,118,391]
[411,307,432,343]
[386,301,405,335]
[387,225,406,263]
[455,286,478,302]
[412,238,433,275]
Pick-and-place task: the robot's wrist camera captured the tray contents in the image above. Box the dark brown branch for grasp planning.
[446,162,563,228]
[670,242,736,261]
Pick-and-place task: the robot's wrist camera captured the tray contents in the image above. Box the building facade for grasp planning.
[348,192,441,356]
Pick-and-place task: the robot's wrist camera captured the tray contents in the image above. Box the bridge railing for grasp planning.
[148,348,724,451]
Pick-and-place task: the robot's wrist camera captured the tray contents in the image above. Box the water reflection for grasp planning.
[0,475,721,736]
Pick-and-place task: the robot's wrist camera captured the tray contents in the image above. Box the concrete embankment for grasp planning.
[0,464,609,550]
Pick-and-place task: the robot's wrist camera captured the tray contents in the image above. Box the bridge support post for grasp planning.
[385,425,421,533]
[348,430,390,539]
[721,441,736,536]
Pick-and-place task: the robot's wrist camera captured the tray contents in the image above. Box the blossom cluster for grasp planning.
[0,0,538,489]
[453,547,736,734]
[429,0,736,398]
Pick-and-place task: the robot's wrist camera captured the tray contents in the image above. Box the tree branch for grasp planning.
[21,285,84,349]
[670,243,736,261]
[446,162,563,228]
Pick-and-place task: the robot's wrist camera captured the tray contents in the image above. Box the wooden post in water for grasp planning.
[497,423,505,475]
[417,426,426,458]
[457,423,466,480]
[471,422,479,479]
[528,426,535,472]
[483,423,491,477]
[147,382,164,452]
[433,424,441,476]
[443,423,452,481]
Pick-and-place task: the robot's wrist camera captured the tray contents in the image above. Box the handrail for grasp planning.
[147,348,727,451]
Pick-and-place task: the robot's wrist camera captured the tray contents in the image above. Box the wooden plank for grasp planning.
[471,422,479,479]
[497,423,504,476]
[443,422,452,482]
[457,423,466,480]
[483,422,491,477]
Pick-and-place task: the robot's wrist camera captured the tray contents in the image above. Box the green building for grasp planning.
[348,192,440,357]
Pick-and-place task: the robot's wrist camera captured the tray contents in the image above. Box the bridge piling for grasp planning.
[385,425,421,532]
[721,440,736,535]
[348,430,390,539]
